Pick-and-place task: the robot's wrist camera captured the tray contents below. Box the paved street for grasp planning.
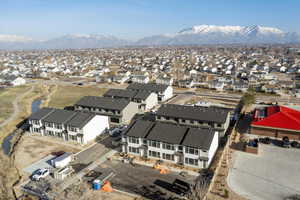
[227,144,300,200]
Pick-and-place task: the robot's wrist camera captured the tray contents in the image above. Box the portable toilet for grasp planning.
[93,179,102,190]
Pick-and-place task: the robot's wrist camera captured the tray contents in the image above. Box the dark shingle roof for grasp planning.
[75,96,130,111]
[104,89,152,101]
[157,104,230,123]
[134,90,153,100]
[125,120,155,138]
[182,128,215,150]
[146,122,188,144]
[43,109,77,124]
[127,83,169,93]
[104,89,137,99]
[66,112,95,128]
[124,120,217,149]
[28,108,55,120]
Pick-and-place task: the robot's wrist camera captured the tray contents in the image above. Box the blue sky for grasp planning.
[0,0,299,40]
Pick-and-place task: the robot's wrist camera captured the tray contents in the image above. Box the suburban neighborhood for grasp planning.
[1,1,300,199]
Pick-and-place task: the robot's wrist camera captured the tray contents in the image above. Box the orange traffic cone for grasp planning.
[101,181,113,192]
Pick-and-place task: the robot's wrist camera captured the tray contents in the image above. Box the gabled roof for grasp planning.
[252,106,300,131]
[66,112,95,128]
[125,120,155,138]
[182,128,215,151]
[104,89,137,99]
[43,109,77,124]
[75,96,130,111]
[157,104,230,124]
[124,120,216,149]
[127,83,169,93]
[146,122,188,144]
[103,89,153,100]
[28,107,55,120]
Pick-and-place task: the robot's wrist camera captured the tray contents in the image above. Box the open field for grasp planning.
[14,135,81,173]
[0,83,52,199]
[0,85,31,124]
[48,85,107,108]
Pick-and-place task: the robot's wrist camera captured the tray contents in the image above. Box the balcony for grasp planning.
[199,156,209,161]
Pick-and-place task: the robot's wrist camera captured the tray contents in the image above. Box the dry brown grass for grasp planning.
[0,83,51,199]
[48,85,107,108]
[0,85,31,124]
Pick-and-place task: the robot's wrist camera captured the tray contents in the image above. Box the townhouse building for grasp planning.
[103,88,158,112]
[74,96,139,124]
[122,120,218,169]
[28,108,109,144]
[126,83,173,102]
[156,104,231,137]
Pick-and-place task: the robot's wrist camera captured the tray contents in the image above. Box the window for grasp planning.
[217,123,222,128]
[129,146,140,154]
[182,119,186,123]
[33,128,39,132]
[185,147,199,155]
[54,124,62,129]
[111,118,120,123]
[149,150,160,158]
[128,137,139,144]
[149,140,160,148]
[69,126,77,132]
[166,117,170,120]
[178,146,183,151]
[162,143,175,150]
[190,120,194,124]
[46,130,54,136]
[157,116,161,120]
[162,153,174,161]
[32,120,39,125]
[185,157,198,166]
[46,122,53,128]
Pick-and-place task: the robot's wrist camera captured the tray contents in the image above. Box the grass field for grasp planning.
[0,85,31,124]
[0,83,55,199]
[48,85,107,108]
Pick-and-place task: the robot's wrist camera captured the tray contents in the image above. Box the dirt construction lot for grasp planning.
[227,144,300,200]
[14,135,82,173]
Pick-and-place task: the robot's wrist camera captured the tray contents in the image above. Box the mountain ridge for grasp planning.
[0,25,299,50]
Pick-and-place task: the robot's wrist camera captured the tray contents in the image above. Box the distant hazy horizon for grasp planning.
[1,0,300,40]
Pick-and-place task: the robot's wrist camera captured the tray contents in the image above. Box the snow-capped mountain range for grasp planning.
[0,25,299,50]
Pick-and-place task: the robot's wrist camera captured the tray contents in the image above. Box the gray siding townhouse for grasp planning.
[28,108,109,144]
[122,120,219,169]
[74,96,139,124]
[156,104,231,137]
[103,89,158,112]
[126,83,173,102]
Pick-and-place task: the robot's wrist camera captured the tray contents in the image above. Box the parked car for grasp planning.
[119,125,128,133]
[291,141,300,148]
[259,137,271,144]
[109,127,121,137]
[281,137,290,148]
[31,168,50,181]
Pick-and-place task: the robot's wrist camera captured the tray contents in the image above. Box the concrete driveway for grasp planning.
[227,144,300,200]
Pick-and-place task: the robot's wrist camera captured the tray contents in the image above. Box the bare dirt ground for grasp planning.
[14,135,80,172]
[80,190,136,200]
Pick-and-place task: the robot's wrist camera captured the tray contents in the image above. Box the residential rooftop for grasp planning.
[74,96,131,111]
[124,120,215,150]
[156,104,231,124]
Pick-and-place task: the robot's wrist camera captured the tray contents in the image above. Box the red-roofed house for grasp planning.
[251,106,300,140]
